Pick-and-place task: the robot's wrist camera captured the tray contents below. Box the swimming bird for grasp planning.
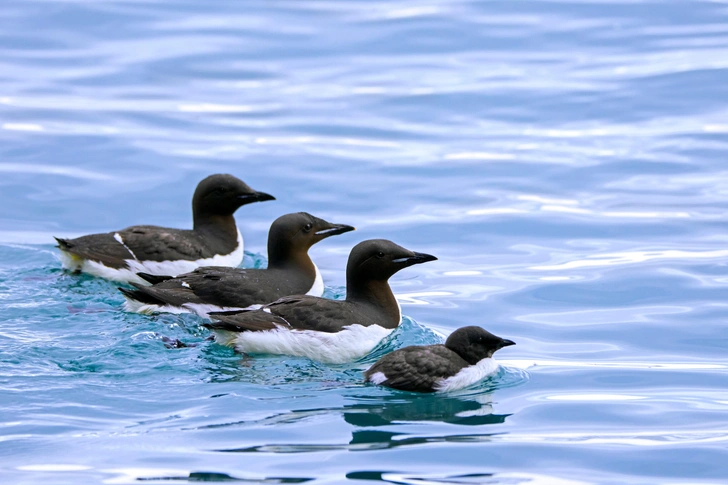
[119,212,355,315]
[202,239,437,364]
[55,174,274,285]
[364,326,515,393]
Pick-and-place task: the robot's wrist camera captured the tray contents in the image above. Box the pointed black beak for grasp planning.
[499,339,516,348]
[393,251,438,267]
[314,223,356,238]
[238,191,275,204]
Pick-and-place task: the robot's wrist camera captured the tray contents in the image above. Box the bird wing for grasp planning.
[56,226,210,268]
[365,346,465,393]
[190,267,299,308]
[56,233,137,269]
[114,226,211,261]
[205,296,354,334]
[130,267,270,308]
[204,309,290,332]
[264,296,359,333]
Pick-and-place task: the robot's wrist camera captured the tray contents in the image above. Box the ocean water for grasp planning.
[1,0,728,483]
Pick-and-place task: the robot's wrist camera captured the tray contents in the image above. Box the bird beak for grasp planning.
[315,223,356,238]
[499,339,516,348]
[237,191,276,204]
[392,251,438,266]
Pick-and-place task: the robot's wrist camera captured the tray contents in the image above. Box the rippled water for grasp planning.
[2,0,728,483]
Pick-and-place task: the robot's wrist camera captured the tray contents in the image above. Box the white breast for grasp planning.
[305,262,324,296]
[434,358,499,392]
[220,324,394,364]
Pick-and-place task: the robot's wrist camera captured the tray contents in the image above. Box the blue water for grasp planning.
[2,0,728,483]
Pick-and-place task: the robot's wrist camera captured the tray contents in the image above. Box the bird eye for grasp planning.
[304,223,313,232]
[215,187,227,194]
[376,251,385,258]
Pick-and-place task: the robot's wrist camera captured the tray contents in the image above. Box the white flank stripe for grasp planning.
[113,232,138,260]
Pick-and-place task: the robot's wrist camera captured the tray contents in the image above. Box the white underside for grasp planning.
[121,260,322,315]
[121,298,259,317]
[434,357,499,392]
[59,230,244,285]
[122,298,191,315]
[215,324,393,364]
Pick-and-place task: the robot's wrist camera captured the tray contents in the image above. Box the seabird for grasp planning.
[202,239,437,364]
[119,212,355,315]
[364,326,515,392]
[55,174,274,284]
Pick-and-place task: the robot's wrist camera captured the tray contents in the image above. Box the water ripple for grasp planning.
[2,0,728,483]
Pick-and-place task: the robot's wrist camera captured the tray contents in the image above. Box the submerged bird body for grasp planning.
[203,239,437,364]
[55,174,274,284]
[365,326,515,393]
[119,213,355,315]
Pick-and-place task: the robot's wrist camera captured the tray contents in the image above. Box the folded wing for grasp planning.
[365,346,465,393]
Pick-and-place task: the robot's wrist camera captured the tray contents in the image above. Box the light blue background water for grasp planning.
[1,1,728,483]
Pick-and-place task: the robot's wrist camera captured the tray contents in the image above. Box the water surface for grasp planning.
[1,1,728,483]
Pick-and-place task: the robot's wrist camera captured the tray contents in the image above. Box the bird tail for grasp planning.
[202,320,243,332]
[119,284,166,306]
[54,237,73,250]
[136,272,174,285]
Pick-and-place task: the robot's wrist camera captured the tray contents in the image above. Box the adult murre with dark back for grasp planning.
[365,326,515,392]
[202,239,437,364]
[119,212,355,316]
[55,174,274,285]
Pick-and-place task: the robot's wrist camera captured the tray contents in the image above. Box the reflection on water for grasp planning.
[347,471,591,485]
[104,469,313,484]
[342,393,507,428]
[215,393,509,453]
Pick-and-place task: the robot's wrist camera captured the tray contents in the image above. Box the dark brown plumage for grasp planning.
[365,326,515,393]
[119,212,355,314]
[202,239,438,363]
[55,174,274,283]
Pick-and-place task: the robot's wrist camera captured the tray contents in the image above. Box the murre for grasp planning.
[55,174,274,284]
[119,212,355,316]
[365,326,515,393]
[202,239,437,364]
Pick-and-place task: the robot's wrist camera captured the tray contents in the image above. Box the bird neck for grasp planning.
[193,213,239,244]
[346,277,400,327]
[267,245,317,280]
